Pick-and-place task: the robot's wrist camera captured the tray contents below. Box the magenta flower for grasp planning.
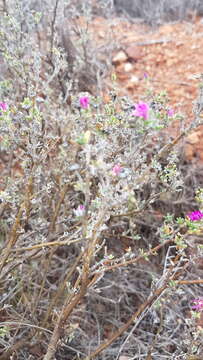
[167,108,174,117]
[0,102,8,112]
[132,102,149,120]
[112,164,122,176]
[143,72,148,79]
[79,96,89,109]
[191,298,203,311]
[187,210,203,221]
[74,204,85,217]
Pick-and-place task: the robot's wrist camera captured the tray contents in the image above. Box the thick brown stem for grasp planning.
[43,272,89,360]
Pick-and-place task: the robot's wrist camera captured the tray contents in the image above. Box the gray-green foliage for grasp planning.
[0,1,203,359]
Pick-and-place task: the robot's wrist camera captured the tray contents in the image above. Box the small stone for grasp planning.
[126,75,139,90]
[186,132,199,144]
[98,31,105,38]
[129,75,139,83]
[112,50,128,65]
[124,62,133,72]
[125,45,143,62]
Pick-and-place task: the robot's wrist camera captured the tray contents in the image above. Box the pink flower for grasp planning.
[0,102,8,112]
[112,164,122,176]
[79,96,89,109]
[192,298,203,311]
[167,108,174,117]
[132,102,149,120]
[74,205,85,217]
[187,210,203,221]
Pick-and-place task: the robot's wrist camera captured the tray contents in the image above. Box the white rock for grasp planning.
[124,62,133,72]
[112,50,128,65]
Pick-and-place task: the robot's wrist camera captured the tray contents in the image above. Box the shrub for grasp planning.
[0,1,203,360]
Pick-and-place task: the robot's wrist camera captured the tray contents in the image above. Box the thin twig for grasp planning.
[0,201,25,275]
[50,0,60,61]
[43,206,107,360]
[83,254,187,360]
[11,237,83,253]
[92,238,173,274]
[41,251,84,328]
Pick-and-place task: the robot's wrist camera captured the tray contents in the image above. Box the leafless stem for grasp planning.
[50,0,60,61]
[83,254,187,360]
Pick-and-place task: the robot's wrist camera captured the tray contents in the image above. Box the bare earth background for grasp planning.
[87,14,203,162]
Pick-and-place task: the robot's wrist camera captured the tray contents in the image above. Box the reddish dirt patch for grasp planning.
[88,16,203,162]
